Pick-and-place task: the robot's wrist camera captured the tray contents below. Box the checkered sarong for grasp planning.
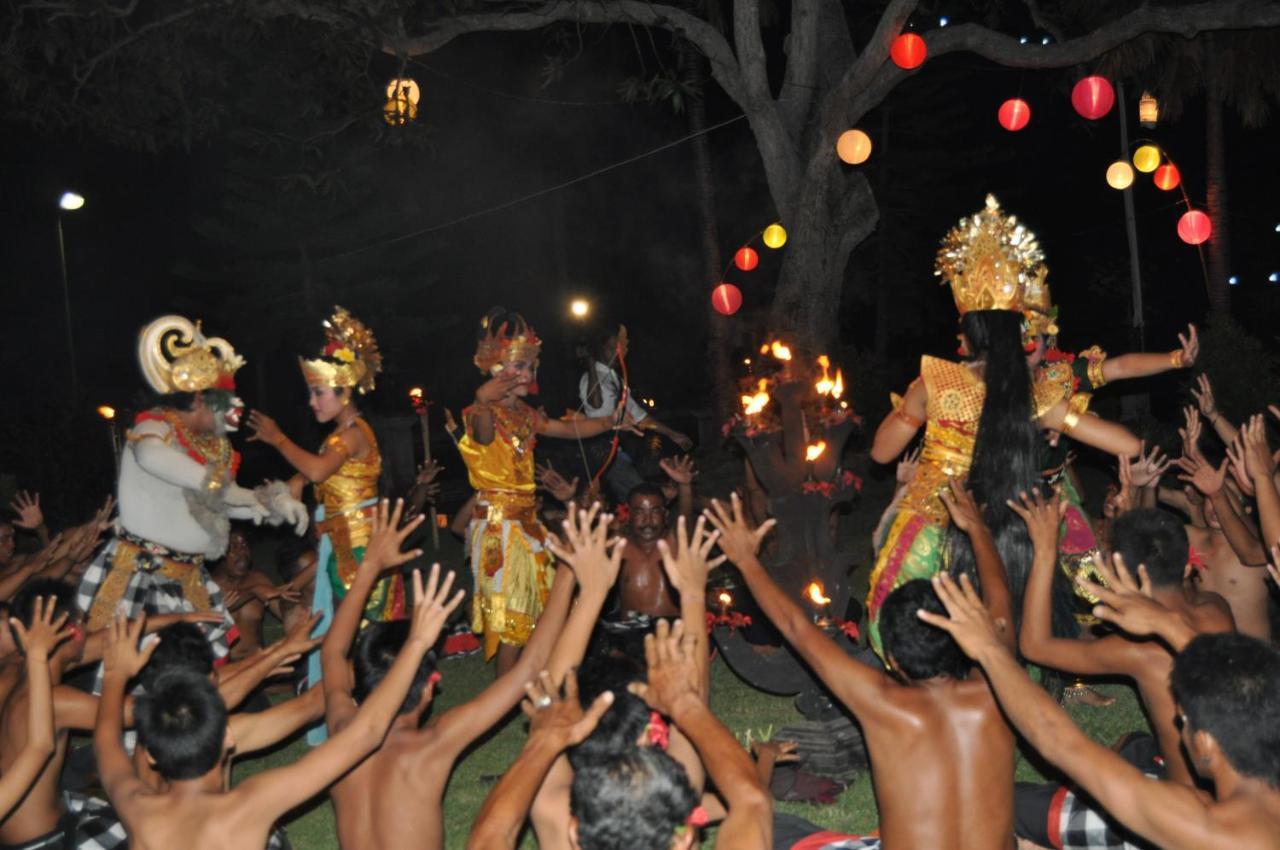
[1052,783,1157,850]
[0,792,126,850]
[76,535,234,693]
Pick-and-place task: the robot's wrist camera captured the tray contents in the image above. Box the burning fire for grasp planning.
[741,379,771,416]
[805,440,827,462]
[805,581,831,606]
[96,405,116,421]
[768,341,792,361]
[814,355,845,400]
[408,387,423,401]
[717,591,733,607]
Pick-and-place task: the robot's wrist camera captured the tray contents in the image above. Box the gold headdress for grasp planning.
[936,195,1050,326]
[299,306,382,394]
[137,316,245,394]
[474,311,542,374]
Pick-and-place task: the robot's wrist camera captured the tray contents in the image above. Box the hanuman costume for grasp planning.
[460,315,554,660]
[77,316,308,680]
[865,196,1071,656]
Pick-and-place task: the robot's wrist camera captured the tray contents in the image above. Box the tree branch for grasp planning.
[732,0,770,100]
[778,0,820,136]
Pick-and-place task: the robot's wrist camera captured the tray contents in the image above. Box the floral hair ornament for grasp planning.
[645,711,670,750]
[299,306,383,394]
[474,310,542,375]
[137,315,245,394]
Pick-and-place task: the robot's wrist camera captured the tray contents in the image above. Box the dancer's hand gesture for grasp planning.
[703,492,774,569]
[362,499,425,575]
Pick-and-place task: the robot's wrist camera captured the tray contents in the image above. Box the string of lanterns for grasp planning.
[711,223,789,316]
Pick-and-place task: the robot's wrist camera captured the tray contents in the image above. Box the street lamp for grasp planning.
[569,298,590,319]
[57,191,85,399]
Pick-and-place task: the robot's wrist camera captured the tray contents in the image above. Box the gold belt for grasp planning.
[476,491,538,524]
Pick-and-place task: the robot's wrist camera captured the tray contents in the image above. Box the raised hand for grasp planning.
[915,573,1004,660]
[277,611,324,657]
[9,491,43,530]
[415,459,443,488]
[1176,454,1227,497]
[659,455,697,486]
[1225,434,1257,497]
[361,499,426,575]
[1179,406,1204,462]
[627,619,703,716]
[1127,441,1171,489]
[246,410,284,446]
[1240,414,1277,482]
[11,596,72,661]
[939,478,985,534]
[102,615,159,682]
[896,447,921,486]
[656,514,724,596]
[1005,488,1064,555]
[703,492,775,568]
[406,563,465,650]
[1075,553,1180,640]
[475,372,522,404]
[522,669,613,748]
[1174,324,1198,367]
[1191,374,1217,418]
[92,495,116,533]
[536,461,580,504]
[545,502,624,598]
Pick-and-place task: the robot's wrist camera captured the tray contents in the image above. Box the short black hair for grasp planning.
[1171,632,1280,786]
[568,653,648,767]
[139,622,215,692]
[571,748,698,850]
[626,483,666,506]
[880,579,970,681]
[12,579,78,626]
[353,620,437,716]
[135,670,228,780]
[1110,508,1189,587]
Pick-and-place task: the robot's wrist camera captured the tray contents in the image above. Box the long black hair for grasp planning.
[946,309,1042,613]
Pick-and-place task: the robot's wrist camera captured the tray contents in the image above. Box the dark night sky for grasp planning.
[3,14,1279,497]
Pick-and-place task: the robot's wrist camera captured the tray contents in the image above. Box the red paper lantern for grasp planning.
[997,98,1031,132]
[1177,210,1212,245]
[1153,164,1181,191]
[1071,76,1115,120]
[890,33,927,70]
[711,283,743,316]
[734,246,759,271]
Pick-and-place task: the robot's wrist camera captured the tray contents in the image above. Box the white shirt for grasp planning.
[578,361,647,422]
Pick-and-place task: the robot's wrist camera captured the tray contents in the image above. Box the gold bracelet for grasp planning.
[1062,411,1081,433]
[894,408,924,429]
[1170,350,1185,369]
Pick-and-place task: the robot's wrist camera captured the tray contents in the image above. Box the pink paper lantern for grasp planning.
[997,98,1031,131]
[1177,210,1212,245]
[711,283,743,316]
[734,246,759,272]
[1071,76,1115,120]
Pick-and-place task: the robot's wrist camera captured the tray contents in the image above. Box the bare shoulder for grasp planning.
[1188,592,1236,633]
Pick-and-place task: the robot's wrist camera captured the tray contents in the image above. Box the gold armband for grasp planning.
[1062,410,1081,433]
[894,408,924,429]
[1170,349,1185,369]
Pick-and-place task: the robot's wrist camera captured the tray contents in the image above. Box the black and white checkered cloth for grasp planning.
[1053,782,1157,850]
[0,792,127,850]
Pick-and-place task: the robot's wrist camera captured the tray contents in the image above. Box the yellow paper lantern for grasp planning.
[1106,160,1135,190]
[1132,144,1160,173]
[384,78,421,126]
[836,129,872,165]
[762,223,788,249]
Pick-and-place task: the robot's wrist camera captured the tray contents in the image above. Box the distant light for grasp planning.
[1041,36,1051,45]
[1228,275,1240,286]
[408,387,423,400]
[939,16,949,26]
[59,191,85,211]
[96,405,116,420]
[569,299,590,319]
[1270,273,1279,283]
[1019,36,1029,44]
[1275,223,1280,233]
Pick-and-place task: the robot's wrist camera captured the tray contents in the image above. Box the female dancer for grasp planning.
[463,307,636,675]
[865,196,1141,657]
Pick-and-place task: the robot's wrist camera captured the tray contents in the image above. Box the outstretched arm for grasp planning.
[871,378,926,464]
[1101,325,1197,382]
[940,480,1013,645]
[247,411,363,484]
[95,616,159,812]
[1040,402,1141,457]
[543,504,624,682]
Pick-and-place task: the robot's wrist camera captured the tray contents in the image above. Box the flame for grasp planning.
[832,369,844,399]
[741,379,771,416]
[759,343,770,355]
[717,591,733,607]
[814,354,833,396]
[805,581,831,606]
[770,341,792,361]
[96,405,116,421]
[805,440,827,462]
[408,387,423,400]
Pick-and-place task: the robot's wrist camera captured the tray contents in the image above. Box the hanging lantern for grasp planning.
[1138,91,1159,128]
[1132,144,1161,173]
[762,223,787,249]
[1177,210,1212,245]
[734,247,759,271]
[836,129,873,165]
[1153,163,1181,191]
[1106,160,1135,190]
[997,98,1031,132]
[383,78,421,125]
[1070,76,1115,120]
[890,33,927,70]
[712,283,743,315]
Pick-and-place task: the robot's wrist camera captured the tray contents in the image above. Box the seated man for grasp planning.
[705,487,1019,850]
[923,572,1280,850]
[210,529,297,661]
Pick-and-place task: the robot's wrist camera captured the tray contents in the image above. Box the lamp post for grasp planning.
[57,191,85,401]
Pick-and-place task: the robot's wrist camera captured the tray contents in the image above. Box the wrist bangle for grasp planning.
[1170,350,1185,368]
[1061,411,1081,434]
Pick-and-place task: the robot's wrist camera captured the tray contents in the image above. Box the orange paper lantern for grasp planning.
[712,283,743,316]
[734,247,759,271]
[1153,163,1181,191]
[890,33,927,70]
[836,129,873,164]
[1071,76,1114,120]
[997,98,1031,131]
[1177,210,1211,245]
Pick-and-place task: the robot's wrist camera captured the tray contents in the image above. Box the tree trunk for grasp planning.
[1204,35,1232,318]
[874,103,892,360]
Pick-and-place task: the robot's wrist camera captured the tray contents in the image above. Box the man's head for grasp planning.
[353,620,437,716]
[0,521,15,563]
[570,748,699,850]
[626,484,668,543]
[1171,633,1280,787]
[12,579,83,664]
[569,654,651,767]
[136,670,230,780]
[880,579,971,681]
[1109,508,1189,587]
[222,530,251,577]
[139,622,215,693]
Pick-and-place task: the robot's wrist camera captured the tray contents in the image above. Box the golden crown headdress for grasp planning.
[474,311,542,374]
[299,306,382,394]
[137,315,245,394]
[936,195,1050,322]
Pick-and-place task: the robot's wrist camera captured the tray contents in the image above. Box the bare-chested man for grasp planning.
[211,529,299,660]
[706,488,1018,850]
[615,456,695,619]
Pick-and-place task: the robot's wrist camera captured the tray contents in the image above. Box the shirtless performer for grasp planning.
[210,529,299,661]
[923,573,1280,850]
[614,457,696,621]
[706,489,1018,850]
